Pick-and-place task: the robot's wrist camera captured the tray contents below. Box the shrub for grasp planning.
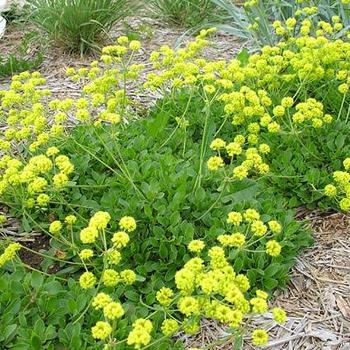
[29,0,134,53]
[148,0,219,28]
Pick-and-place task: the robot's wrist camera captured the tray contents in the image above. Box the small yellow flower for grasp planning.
[49,221,62,235]
[79,271,96,289]
[119,216,137,232]
[227,211,243,225]
[252,329,269,346]
[338,83,349,94]
[80,226,98,244]
[0,215,7,224]
[324,184,337,197]
[129,40,141,51]
[91,321,112,340]
[266,240,282,257]
[268,220,282,234]
[188,240,205,253]
[272,307,287,324]
[103,302,124,320]
[210,138,226,150]
[92,293,113,310]
[112,231,130,248]
[79,249,94,260]
[161,319,179,336]
[120,269,136,284]
[65,215,77,225]
[102,269,120,287]
[207,156,224,171]
[156,287,174,306]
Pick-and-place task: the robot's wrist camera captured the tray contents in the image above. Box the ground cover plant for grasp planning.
[1,6,350,349]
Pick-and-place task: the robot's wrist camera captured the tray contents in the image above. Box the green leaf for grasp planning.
[3,324,17,342]
[159,243,168,259]
[335,133,346,149]
[31,271,44,290]
[125,290,139,302]
[234,258,244,273]
[263,278,279,289]
[34,319,45,336]
[264,264,281,278]
[30,334,42,350]
[237,48,250,65]
[42,280,63,295]
[194,187,206,203]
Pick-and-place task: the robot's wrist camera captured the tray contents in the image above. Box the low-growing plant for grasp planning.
[1,11,350,349]
[29,0,135,53]
[0,270,96,349]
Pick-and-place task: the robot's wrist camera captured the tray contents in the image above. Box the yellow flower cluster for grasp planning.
[291,99,331,128]
[73,212,140,346]
[219,209,282,257]
[66,36,144,125]
[6,11,346,349]
[49,214,77,236]
[0,150,74,208]
[79,211,111,244]
[127,319,153,349]
[154,243,287,344]
[0,72,65,154]
[144,28,217,91]
[91,293,125,340]
[0,242,21,267]
[325,158,350,211]
[78,212,137,289]
[208,136,270,180]
[244,25,350,90]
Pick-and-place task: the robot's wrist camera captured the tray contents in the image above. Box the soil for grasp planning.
[18,234,49,269]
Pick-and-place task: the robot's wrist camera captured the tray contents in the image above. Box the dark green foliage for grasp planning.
[0,270,93,349]
[0,269,185,349]
[0,53,43,78]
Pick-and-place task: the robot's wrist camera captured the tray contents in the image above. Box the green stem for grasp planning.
[157,125,179,151]
[337,92,347,121]
[21,245,85,266]
[141,335,170,350]
[21,262,67,281]
[193,98,211,191]
[93,127,146,201]
[195,182,227,222]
